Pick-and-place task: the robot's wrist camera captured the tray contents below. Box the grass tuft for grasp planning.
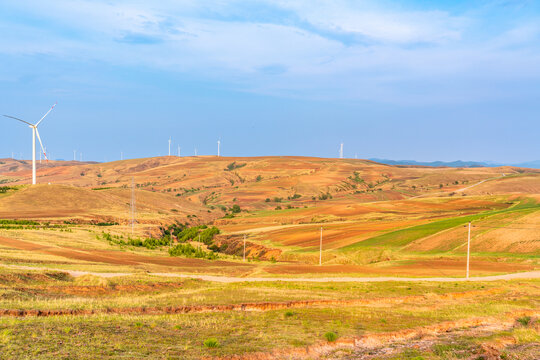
[203,338,220,348]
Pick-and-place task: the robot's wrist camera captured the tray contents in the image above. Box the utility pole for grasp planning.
[467,222,471,279]
[319,227,323,266]
[243,234,246,261]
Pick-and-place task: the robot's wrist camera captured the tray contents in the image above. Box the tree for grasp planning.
[231,204,241,213]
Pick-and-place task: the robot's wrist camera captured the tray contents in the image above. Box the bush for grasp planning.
[324,332,338,342]
[169,243,218,260]
[199,226,220,245]
[231,204,241,213]
[203,338,220,348]
[224,162,246,171]
[517,316,531,327]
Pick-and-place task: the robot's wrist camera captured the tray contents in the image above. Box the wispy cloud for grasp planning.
[1,0,539,104]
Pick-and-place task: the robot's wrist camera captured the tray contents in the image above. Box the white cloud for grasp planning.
[1,0,539,104]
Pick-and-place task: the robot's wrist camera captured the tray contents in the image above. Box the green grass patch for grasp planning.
[342,198,540,250]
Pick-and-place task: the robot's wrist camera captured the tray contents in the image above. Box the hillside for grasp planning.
[0,156,538,274]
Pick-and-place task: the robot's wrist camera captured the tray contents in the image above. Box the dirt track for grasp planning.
[156,270,540,283]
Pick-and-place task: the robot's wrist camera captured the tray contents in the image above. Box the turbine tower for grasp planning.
[177,145,180,157]
[168,137,171,156]
[3,102,56,185]
[217,139,220,157]
[339,143,344,159]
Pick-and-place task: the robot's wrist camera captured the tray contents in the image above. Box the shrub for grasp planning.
[517,316,531,327]
[256,175,262,182]
[324,332,338,342]
[203,338,220,348]
[169,243,218,260]
[284,311,295,317]
[224,162,246,171]
[0,186,14,194]
[231,204,241,213]
[199,226,220,245]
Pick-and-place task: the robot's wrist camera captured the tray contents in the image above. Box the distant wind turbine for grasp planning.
[177,145,180,157]
[339,143,344,159]
[3,102,56,184]
[217,139,221,157]
[168,137,171,156]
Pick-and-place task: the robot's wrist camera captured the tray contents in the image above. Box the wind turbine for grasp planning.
[4,103,56,185]
[217,139,221,157]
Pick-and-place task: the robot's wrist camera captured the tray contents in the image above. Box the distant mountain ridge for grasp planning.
[370,158,540,169]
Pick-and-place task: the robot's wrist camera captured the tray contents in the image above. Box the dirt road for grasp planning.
[4,264,539,283]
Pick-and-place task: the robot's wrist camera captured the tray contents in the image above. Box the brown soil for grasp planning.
[214,234,282,260]
[0,236,252,274]
[264,258,534,276]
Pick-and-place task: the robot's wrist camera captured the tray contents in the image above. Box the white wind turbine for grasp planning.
[4,103,56,185]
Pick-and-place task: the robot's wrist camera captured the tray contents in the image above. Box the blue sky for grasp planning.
[0,0,539,162]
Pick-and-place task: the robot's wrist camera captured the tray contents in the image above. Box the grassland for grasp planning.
[0,156,539,358]
[0,269,538,359]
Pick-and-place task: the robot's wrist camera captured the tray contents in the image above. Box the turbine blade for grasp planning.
[3,115,33,126]
[35,128,48,163]
[35,102,57,127]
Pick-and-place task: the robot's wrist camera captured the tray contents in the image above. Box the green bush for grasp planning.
[517,316,531,326]
[324,332,338,342]
[168,244,218,260]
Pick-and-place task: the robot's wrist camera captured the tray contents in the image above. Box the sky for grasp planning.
[0,0,539,163]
